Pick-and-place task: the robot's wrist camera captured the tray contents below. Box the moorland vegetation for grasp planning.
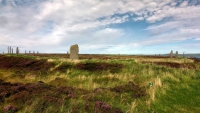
[0,54,200,113]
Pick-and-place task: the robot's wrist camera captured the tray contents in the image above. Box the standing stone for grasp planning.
[10,46,11,54]
[8,47,9,54]
[8,46,10,54]
[70,44,79,60]
[16,47,20,55]
[170,50,173,58]
[25,50,26,54]
[12,48,13,54]
[176,51,178,58]
[16,47,19,55]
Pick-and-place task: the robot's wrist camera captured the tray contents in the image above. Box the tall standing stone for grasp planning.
[8,46,9,54]
[10,46,11,54]
[70,44,79,60]
[176,51,178,58]
[12,48,13,54]
[16,47,19,55]
[170,50,173,58]
[16,47,18,55]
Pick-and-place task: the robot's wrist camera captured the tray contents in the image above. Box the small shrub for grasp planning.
[49,78,67,86]
[110,81,146,98]
[74,62,123,73]
[94,101,124,113]
[54,63,73,73]
[93,77,119,84]
[4,105,17,113]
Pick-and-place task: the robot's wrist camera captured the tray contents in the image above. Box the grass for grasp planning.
[0,54,199,112]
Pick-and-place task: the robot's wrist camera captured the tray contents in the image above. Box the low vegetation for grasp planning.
[0,54,199,112]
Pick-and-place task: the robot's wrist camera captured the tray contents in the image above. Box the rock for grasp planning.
[176,51,178,58]
[170,50,173,58]
[70,44,79,60]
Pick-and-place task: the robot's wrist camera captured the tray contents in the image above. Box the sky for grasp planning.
[0,0,200,54]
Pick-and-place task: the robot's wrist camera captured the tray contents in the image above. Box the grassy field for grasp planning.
[0,54,200,113]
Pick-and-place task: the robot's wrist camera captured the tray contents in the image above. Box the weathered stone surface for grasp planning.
[70,44,79,60]
[170,50,173,58]
[10,46,11,54]
[176,51,178,58]
[8,46,9,54]
[16,47,19,55]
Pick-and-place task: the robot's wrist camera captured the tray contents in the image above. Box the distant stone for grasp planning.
[176,51,178,58]
[70,44,79,60]
[170,50,173,58]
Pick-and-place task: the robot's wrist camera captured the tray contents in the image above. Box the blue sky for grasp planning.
[0,0,200,54]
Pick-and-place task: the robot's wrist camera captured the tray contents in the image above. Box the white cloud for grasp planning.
[180,1,188,7]
[80,43,139,54]
[145,2,200,23]
[180,28,200,35]
[92,28,124,43]
[133,17,144,21]
[140,0,200,47]
[0,0,200,53]
[140,27,200,46]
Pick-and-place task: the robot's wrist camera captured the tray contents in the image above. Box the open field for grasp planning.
[0,54,200,113]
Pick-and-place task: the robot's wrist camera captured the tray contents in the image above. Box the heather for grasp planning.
[0,54,199,112]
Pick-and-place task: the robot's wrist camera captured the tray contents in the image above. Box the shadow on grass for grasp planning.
[0,55,55,75]
[142,61,198,69]
[110,81,146,98]
[0,55,124,75]
[93,77,120,85]
[0,79,132,113]
[74,62,123,74]
[0,79,147,112]
[54,62,73,73]
[0,79,77,112]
